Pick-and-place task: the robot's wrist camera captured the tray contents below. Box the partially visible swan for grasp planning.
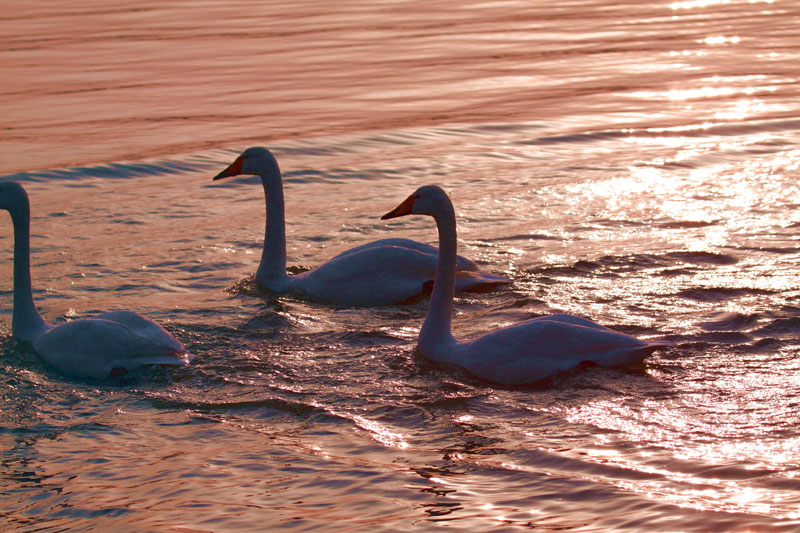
[213,147,507,306]
[382,185,670,385]
[1,181,190,379]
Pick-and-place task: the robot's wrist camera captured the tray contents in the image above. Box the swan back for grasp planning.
[459,316,667,385]
[32,313,188,379]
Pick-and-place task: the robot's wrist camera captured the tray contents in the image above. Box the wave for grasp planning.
[664,251,739,265]
[520,117,800,146]
[3,155,221,183]
[753,317,800,337]
[735,245,800,255]
[529,250,740,278]
[699,312,761,332]
[676,287,775,302]
[149,395,319,417]
[5,113,798,191]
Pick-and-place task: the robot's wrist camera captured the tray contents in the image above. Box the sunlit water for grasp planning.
[2,1,800,530]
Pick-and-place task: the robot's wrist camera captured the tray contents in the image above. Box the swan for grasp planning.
[1,181,190,379]
[382,185,671,385]
[213,147,507,306]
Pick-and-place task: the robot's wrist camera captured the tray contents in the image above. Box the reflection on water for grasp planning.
[2,0,799,173]
[2,0,800,531]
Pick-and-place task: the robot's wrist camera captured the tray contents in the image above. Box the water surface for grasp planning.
[2,0,800,530]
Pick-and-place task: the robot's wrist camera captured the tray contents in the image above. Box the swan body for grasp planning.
[382,185,670,385]
[1,181,189,379]
[213,147,507,307]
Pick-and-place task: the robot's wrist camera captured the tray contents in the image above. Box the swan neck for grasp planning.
[419,201,457,358]
[256,172,289,289]
[9,200,47,341]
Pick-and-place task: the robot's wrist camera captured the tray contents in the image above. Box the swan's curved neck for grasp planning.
[255,172,290,290]
[419,200,458,360]
[9,199,47,341]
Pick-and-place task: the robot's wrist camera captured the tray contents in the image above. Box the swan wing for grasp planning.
[298,245,442,306]
[331,238,479,271]
[95,311,185,349]
[32,315,189,379]
[458,317,669,385]
[300,242,507,306]
[455,270,510,292]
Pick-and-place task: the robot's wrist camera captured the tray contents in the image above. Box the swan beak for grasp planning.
[213,155,245,181]
[381,194,417,220]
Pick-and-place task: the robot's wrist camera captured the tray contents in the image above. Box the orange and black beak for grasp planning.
[381,194,417,220]
[213,155,246,181]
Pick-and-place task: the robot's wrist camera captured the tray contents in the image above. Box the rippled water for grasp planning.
[2,1,800,531]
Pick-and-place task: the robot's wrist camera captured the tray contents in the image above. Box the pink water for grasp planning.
[2,1,800,531]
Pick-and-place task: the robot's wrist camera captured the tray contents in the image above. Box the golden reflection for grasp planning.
[500,461,523,472]
[559,400,800,515]
[670,0,773,8]
[668,49,708,56]
[352,415,410,449]
[631,84,776,101]
[670,0,730,8]
[700,35,741,45]
[675,437,800,470]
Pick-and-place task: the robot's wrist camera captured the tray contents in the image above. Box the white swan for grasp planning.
[382,185,670,385]
[213,147,508,307]
[1,181,190,379]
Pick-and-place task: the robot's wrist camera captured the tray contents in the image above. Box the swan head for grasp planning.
[213,147,280,182]
[0,181,29,215]
[381,185,452,220]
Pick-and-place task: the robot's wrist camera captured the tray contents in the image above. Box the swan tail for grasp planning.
[119,352,191,368]
[454,271,509,292]
[107,350,192,377]
[594,339,672,367]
